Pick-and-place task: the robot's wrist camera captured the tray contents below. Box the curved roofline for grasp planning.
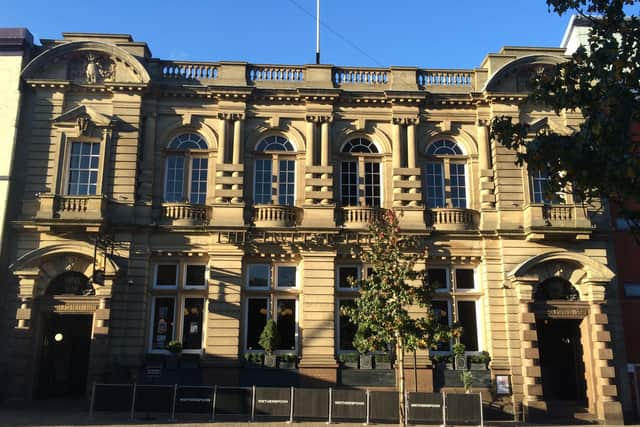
[482,54,566,92]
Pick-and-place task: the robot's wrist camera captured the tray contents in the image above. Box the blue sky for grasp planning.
[3,1,573,69]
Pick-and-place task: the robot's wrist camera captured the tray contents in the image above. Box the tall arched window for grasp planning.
[424,139,467,208]
[254,136,296,206]
[164,133,209,204]
[340,138,381,207]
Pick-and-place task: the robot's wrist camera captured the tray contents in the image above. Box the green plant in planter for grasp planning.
[468,351,491,369]
[374,353,392,369]
[430,354,452,364]
[452,342,466,356]
[259,319,280,367]
[166,340,183,354]
[339,353,359,368]
[243,352,264,366]
[278,354,298,369]
[461,370,473,393]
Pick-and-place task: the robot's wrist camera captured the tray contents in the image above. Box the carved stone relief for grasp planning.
[68,52,116,84]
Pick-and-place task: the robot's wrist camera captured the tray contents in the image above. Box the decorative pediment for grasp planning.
[483,55,565,93]
[53,105,116,137]
[527,117,574,137]
[22,40,150,85]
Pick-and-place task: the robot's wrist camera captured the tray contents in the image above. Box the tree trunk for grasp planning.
[396,338,406,426]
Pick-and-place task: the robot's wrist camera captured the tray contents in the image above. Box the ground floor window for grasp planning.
[430,299,481,352]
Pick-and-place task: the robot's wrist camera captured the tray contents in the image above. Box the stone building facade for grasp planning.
[0,31,628,422]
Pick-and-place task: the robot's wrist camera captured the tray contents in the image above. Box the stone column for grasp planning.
[320,117,332,205]
[392,120,402,168]
[231,115,244,203]
[306,118,315,167]
[217,114,227,164]
[407,121,416,169]
[477,122,495,209]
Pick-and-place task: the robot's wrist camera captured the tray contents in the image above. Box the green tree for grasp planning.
[490,0,640,233]
[342,210,457,426]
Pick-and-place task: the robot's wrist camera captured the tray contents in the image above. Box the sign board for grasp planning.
[332,389,366,421]
[134,385,174,413]
[445,393,482,426]
[254,387,291,418]
[407,392,444,424]
[293,388,328,420]
[369,391,399,422]
[175,386,214,414]
[215,387,251,418]
[92,384,133,412]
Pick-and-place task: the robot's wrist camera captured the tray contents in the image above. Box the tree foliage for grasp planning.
[490,0,640,230]
[342,210,457,425]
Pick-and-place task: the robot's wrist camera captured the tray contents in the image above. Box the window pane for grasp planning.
[455,269,475,290]
[254,159,273,204]
[68,142,100,196]
[156,265,178,287]
[152,297,175,350]
[186,265,206,287]
[458,301,479,351]
[428,268,447,290]
[425,162,445,208]
[338,266,359,289]
[278,160,295,206]
[165,156,185,202]
[341,161,358,206]
[182,298,204,350]
[277,299,296,350]
[339,299,357,351]
[277,266,296,288]
[364,162,381,207]
[432,300,450,351]
[449,163,467,208]
[247,264,269,288]
[247,298,267,350]
[190,158,208,204]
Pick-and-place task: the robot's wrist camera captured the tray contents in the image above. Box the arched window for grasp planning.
[340,138,381,207]
[254,136,296,206]
[46,271,94,296]
[424,139,467,208]
[164,133,209,204]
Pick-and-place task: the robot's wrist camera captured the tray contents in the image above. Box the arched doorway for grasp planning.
[36,272,94,398]
[534,277,587,405]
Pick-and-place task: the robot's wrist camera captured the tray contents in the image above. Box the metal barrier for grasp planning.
[89,382,483,425]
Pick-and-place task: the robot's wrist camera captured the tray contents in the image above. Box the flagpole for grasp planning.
[316,0,320,64]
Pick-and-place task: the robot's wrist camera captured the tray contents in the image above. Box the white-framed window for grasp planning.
[424,139,467,209]
[244,262,299,353]
[336,265,361,290]
[149,261,208,353]
[253,135,297,206]
[429,265,482,353]
[66,141,100,195]
[334,265,376,353]
[340,138,382,207]
[164,133,209,204]
[529,169,566,204]
[336,298,357,352]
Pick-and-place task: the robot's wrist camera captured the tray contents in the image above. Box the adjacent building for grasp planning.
[0,31,629,423]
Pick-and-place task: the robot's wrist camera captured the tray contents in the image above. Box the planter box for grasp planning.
[264,354,277,368]
[165,355,180,370]
[359,355,373,370]
[374,360,392,369]
[469,362,487,370]
[277,361,297,369]
[341,360,359,369]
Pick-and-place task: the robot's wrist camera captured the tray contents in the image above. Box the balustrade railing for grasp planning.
[248,65,304,82]
[426,208,479,230]
[333,67,389,86]
[160,61,218,81]
[51,195,104,220]
[162,202,210,223]
[340,206,384,227]
[253,205,300,227]
[417,69,474,88]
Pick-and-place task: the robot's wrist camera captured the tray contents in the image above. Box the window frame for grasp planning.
[60,135,107,197]
[423,139,469,209]
[527,169,569,205]
[339,138,383,208]
[336,297,358,353]
[183,263,209,290]
[163,133,211,205]
[336,265,362,291]
[154,264,180,289]
[252,135,298,207]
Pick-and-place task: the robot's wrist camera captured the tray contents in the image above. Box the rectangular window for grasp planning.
[428,268,448,290]
[254,159,273,204]
[276,266,296,288]
[455,269,475,290]
[425,162,445,208]
[338,266,360,289]
[364,162,381,207]
[68,141,100,195]
[155,264,178,288]
[432,300,451,351]
[151,297,175,350]
[458,301,479,351]
[530,170,547,204]
[247,264,270,288]
[182,298,204,350]
[165,156,185,202]
[624,283,640,298]
[190,158,208,204]
[341,161,358,206]
[278,160,295,206]
[449,163,467,208]
[276,299,297,350]
[246,298,268,350]
[338,299,357,351]
[185,265,206,288]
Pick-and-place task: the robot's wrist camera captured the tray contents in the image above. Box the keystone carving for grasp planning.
[68,52,116,84]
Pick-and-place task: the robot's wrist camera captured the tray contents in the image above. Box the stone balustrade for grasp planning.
[524,204,592,232]
[162,202,210,225]
[426,208,479,231]
[339,206,385,229]
[253,204,300,228]
[153,61,483,92]
[33,194,105,221]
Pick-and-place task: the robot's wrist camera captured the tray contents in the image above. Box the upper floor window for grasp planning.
[67,141,100,195]
[254,136,296,206]
[164,133,209,204]
[424,139,467,209]
[340,138,381,207]
[529,170,566,204]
